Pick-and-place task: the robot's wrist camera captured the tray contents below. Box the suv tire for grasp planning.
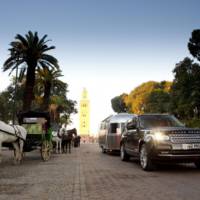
[120,144,130,161]
[140,144,155,171]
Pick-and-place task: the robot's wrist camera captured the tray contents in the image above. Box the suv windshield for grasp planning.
[139,115,184,128]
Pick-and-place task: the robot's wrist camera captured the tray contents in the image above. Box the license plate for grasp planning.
[182,144,200,150]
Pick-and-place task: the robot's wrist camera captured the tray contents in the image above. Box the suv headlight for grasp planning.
[154,132,169,141]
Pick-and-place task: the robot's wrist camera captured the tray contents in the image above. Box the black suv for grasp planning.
[120,114,200,171]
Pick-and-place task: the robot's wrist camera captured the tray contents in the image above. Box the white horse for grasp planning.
[0,120,27,164]
[52,131,62,154]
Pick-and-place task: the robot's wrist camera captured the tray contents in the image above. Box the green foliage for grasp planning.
[0,78,24,122]
[145,89,170,113]
[3,31,59,111]
[184,119,200,128]
[111,94,128,113]
[0,91,13,122]
[124,81,171,114]
[188,29,200,61]
[170,57,200,119]
[0,73,76,124]
[35,67,66,111]
[61,99,77,124]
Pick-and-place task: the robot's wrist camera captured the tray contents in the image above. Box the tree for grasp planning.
[50,96,77,123]
[111,94,128,113]
[0,80,24,122]
[0,91,12,122]
[125,81,159,114]
[122,81,171,114]
[36,67,66,111]
[3,31,59,111]
[188,29,200,61]
[170,57,200,119]
[145,89,170,113]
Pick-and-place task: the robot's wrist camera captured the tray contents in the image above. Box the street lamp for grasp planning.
[12,62,19,124]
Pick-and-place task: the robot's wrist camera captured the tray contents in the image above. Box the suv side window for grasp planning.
[126,117,138,130]
[132,117,138,128]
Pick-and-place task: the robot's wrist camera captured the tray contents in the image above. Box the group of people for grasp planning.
[52,124,81,154]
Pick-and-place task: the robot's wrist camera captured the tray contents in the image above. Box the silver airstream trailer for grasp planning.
[98,113,134,153]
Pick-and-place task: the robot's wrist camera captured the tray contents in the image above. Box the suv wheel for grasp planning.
[120,144,130,161]
[140,144,154,171]
[194,160,200,169]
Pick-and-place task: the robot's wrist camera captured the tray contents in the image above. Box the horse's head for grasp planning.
[67,128,77,136]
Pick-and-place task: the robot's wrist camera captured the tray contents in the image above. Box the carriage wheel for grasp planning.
[41,140,51,161]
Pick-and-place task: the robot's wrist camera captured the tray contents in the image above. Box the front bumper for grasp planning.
[151,142,200,162]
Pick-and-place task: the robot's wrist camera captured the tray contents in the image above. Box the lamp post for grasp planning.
[12,62,19,124]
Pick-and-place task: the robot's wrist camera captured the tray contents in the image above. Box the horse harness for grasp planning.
[12,125,24,140]
[0,125,24,141]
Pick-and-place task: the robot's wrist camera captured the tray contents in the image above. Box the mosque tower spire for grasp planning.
[79,88,90,139]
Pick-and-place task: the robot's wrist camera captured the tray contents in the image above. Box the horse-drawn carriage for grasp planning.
[18,111,52,161]
[0,111,79,164]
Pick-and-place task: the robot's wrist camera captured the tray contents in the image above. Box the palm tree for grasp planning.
[3,31,59,111]
[36,67,67,111]
[49,96,77,123]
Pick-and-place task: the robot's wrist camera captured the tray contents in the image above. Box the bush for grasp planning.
[184,119,200,128]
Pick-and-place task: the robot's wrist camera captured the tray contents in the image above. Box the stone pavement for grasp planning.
[1,143,200,200]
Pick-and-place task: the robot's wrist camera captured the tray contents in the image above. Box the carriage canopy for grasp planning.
[18,111,50,125]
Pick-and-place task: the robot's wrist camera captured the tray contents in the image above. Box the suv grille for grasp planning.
[170,134,200,144]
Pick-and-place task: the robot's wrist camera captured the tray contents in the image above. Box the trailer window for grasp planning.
[110,123,119,134]
[100,122,108,130]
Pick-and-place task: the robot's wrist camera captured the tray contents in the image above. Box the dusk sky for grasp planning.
[0,0,200,134]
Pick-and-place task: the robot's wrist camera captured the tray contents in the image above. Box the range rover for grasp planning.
[120,114,200,171]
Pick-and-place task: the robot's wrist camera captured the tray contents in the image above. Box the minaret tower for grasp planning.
[79,88,90,137]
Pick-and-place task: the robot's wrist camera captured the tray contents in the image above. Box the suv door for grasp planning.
[131,117,141,156]
[124,117,138,155]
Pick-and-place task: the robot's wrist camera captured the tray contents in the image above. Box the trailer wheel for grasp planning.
[101,146,106,154]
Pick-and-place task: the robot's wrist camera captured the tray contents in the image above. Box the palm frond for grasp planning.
[8,60,24,75]
[41,54,59,68]
[38,34,48,46]
[18,67,27,82]
[15,34,28,47]
[3,56,16,67]
[33,32,39,46]
[42,46,55,52]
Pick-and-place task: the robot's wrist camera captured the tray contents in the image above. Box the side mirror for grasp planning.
[126,121,137,130]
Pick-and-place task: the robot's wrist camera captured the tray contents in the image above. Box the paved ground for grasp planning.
[1,143,200,200]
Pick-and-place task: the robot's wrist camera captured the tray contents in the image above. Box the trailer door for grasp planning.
[107,123,120,150]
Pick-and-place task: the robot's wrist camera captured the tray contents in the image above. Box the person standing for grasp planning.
[60,124,67,153]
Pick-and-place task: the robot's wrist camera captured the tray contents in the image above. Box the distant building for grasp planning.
[79,88,90,139]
